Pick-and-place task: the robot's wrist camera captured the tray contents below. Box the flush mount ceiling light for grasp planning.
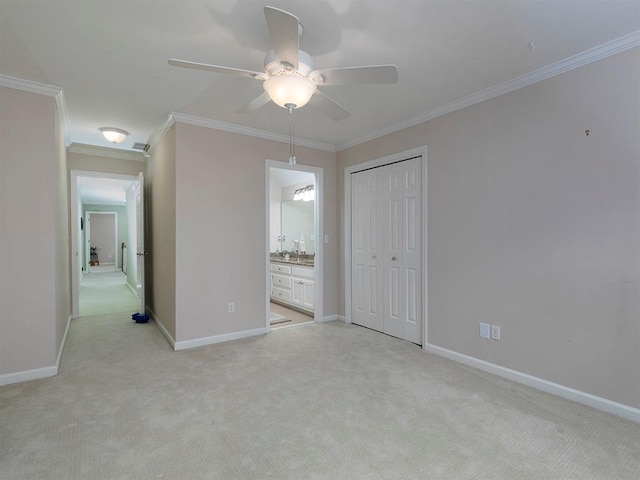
[99,127,129,144]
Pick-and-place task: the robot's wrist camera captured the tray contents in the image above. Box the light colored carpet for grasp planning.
[79,271,140,317]
[0,315,638,480]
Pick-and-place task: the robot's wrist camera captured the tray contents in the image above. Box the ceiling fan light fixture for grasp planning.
[99,127,129,144]
[263,74,317,109]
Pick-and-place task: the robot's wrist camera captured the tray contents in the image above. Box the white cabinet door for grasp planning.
[292,278,314,311]
[292,279,303,307]
[302,280,314,310]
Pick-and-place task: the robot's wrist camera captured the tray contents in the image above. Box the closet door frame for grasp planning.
[344,145,428,348]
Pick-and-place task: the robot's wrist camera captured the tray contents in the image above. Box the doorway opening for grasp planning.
[265,160,324,331]
[70,171,144,319]
[85,211,117,272]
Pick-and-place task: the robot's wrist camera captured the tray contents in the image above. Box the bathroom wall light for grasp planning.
[294,184,314,202]
[100,127,129,144]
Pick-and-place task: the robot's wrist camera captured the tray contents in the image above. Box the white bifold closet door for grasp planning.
[351,157,422,344]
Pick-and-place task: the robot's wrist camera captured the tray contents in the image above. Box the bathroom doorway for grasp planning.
[265,160,323,330]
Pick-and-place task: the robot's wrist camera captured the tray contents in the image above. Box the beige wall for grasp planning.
[148,125,177,339]
[0,87,68,376]
[173,124,337,342]
[337,48,640,409]
[68,151,145,176]
[55,99,70,355]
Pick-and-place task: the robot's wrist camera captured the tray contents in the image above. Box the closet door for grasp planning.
[351,157,422,344]
[351,169,383,332]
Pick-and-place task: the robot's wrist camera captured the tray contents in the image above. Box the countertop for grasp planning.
[270,256,315,267]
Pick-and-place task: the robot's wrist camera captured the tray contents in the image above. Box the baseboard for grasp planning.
[319,314,338,323]
[174,327,267,351]
[147,308,176,350]
[127,282,138,297]
[0,365,58,386]
[56,315,72,370]
[424,343,640,424]
[0,315,73,387]
[337,314,347,323]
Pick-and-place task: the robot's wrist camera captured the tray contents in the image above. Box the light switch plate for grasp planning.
[480,323,490,339]
[491,325,501,340]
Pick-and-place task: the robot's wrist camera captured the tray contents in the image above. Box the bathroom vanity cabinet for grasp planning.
[270,262,314,313]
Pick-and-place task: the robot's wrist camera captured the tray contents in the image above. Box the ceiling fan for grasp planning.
[168,5,398,121]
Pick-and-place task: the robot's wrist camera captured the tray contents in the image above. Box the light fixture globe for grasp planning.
[99,127,129,144]
[263,74,317,109]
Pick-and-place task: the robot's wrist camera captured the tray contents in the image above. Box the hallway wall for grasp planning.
[148,122,337,345]
[0,86,69,381]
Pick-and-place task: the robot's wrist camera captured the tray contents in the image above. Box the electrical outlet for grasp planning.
[480,323,490,339]
[228,302,235,313]
[491,324,501,341]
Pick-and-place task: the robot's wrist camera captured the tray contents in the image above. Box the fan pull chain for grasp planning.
[286,103,296,165]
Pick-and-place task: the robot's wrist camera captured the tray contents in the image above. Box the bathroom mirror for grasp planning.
[281,200,315,254]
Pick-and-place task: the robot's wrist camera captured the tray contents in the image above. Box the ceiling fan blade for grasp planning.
[168,59,267,80]
[311,65,398,86]
[236,92,272,113]
[309,91,351,121]
[264,6,299,70]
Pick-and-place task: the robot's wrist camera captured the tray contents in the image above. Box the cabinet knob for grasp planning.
[391,256,397,261]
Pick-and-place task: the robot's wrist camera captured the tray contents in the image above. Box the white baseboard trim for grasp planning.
[0,365,58,386]
[147,308,176,350]
[174,327,267,351]
[56,315,72,370]
[0,314,73,387]
[127,282,138,298]
[337,315,347,323]
[319,314,339,323]
[424,343,640,424]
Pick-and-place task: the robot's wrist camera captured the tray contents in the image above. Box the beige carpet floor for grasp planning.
[79,271,140,317]
[0,315,638,479]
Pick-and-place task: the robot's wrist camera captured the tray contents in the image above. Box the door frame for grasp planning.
[265,159,324,331]
[343,146,429,347]
[85,211,118,272]
[70,170,140,319]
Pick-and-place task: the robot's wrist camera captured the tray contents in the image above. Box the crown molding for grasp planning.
[0,74,72,146]
[0,74,61,97]
[68,142,146,162]
[147,114,176,154]
[336,30,640,152]
[170,112,336,152]
[55,90,72,146]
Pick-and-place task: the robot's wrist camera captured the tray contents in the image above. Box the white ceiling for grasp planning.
[78,176,137,206]
[1,1,638,151]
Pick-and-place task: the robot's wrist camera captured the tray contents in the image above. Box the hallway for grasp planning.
[79,270,140,317]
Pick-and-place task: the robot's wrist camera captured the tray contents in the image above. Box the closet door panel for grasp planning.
[351,157,422,344]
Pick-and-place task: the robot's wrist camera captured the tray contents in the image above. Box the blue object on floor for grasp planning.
[132,313,149,323]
